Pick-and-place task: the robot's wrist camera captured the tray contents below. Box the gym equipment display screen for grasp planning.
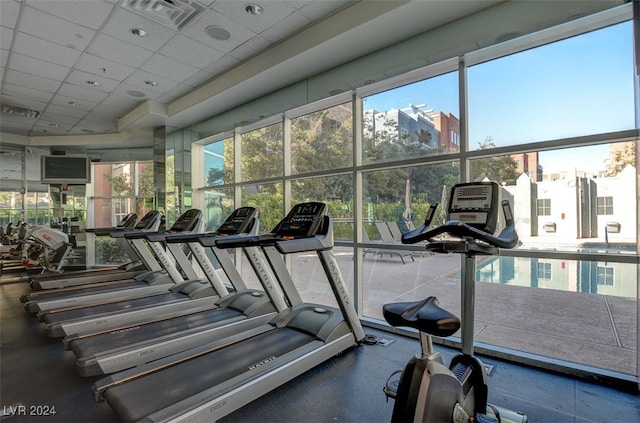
[276,202,327,238]
[448,182,499,233]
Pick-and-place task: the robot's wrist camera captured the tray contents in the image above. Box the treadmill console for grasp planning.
[116,213,138,229]
[448,182,499,234]
[216,207,257,235]
[169,209,203,233]
[134,211,162,230]
[274,202,327,238]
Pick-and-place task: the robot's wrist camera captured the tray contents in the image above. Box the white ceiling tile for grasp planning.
[1,26,14,50]
[1,82,54,103]
[12,32,81,67]
[4,69,62,93]
[50,94,98,112]
[33,119,75,131]
[87,33,155,68]
[181,8,257,52]
[74,53,136,82]
[57,82,109,103]
[44,103,90,119]
[8,52,71,82]
[31,124,70,136]
[212,1,297,34]
[159,34,224,69]
[124,70,179,91]
[91,102,127,120]
[0,0,510,139]
[140,53,200,83]
[0,0,21,29]
[66,69,121,93]
[36,112,82,126]
[101,8,178,51]
[19,6,96,51]
[0,115,37,129]
[26,0,115,30]
[260,10,310,42]
[100,91,143,110]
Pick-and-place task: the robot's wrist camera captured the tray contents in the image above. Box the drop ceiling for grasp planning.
[0,0,627,151]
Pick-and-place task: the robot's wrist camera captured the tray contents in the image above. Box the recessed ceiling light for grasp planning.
[245,4,263,15]
[205,25,232,41]
[130,28,147,37]
[127,90,146,98]
[67,101,81,106]
[48,123,61,128]
[145,80,158,87]
[100,67,108,74]
[364,79,376,85]
[86,80,100,87]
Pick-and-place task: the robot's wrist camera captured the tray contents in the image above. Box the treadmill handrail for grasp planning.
[164,232,219,243]
[212,234,280,249]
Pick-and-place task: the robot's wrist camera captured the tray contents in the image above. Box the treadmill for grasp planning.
[21,209,202,314]
[28,213,140,289]
[44,209,267,342]
[93,202,365,423]
[37,210,209,337]
[20,211,165,311]
[65,207,292,377]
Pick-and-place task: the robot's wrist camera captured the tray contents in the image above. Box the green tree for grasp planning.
[138,162,155,196]
[241,124,283,182]
[103,173,133,195]
[470,137,519,185]
[290,109,353,201]
[606,141,636,176]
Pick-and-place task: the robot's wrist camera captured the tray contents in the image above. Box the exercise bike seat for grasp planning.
[383,296,460,337]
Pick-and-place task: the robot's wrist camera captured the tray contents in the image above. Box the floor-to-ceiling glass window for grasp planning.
[89,161,155,265]
[462,19,637,377]
[189,9,637,381]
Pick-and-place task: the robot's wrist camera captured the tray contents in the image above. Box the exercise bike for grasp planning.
[383,181,527,423]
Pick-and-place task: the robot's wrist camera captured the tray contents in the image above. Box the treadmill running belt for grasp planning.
[43,293,186,325]
[72,307,241,357]
[104,327,315,422]
[24,279,144,302]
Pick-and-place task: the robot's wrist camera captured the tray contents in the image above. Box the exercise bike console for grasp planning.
[383,181,526,423]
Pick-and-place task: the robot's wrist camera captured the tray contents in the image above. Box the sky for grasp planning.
[363,21,636,174]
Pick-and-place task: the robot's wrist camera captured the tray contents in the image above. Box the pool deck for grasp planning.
[285,246,638,386]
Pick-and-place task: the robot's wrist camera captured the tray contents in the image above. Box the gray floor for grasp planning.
[1,278,639,423]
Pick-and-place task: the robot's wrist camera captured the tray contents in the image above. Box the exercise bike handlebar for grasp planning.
[401,200,518,250]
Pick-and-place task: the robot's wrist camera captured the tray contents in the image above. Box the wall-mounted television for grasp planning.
[41,155,91,185]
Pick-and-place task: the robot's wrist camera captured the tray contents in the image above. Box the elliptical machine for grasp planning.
[383,181,527,423]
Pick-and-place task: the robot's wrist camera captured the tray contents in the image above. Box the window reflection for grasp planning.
[363,72,459,165]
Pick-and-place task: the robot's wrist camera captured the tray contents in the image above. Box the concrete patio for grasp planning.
[263,246,638,380]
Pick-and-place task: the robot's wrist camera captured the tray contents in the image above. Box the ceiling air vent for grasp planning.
[120,0,204,31]
[1,104,40,119]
